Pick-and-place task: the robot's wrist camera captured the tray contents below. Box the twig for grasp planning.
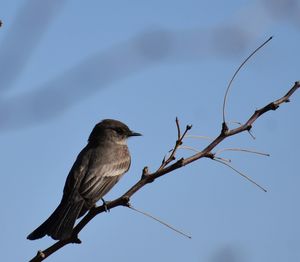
[226,122,256,139]
[127,205,192,239]
[158,118,192,171]
[247,129,256,140]
[214,156,232,163]
[185,135,213,140]
[222,36,273,123]
[215,148,270,157]
[175,116,181,140]
[213,158,267,192]
[178,145,201,153]
[227,121,242,126]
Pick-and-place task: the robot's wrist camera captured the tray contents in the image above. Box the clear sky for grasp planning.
[0,1,299,261]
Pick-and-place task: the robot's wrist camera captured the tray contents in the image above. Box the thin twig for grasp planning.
[213,158,267,192]
[247,130,256,140]
[214,156,232,163]
[158,119,192,171]
[222,36,273,123]
[226,121,256,140]
[227,121,243,126]
[215,148,270,157]
[175,117,181,140]
[128,205,192,239]
[178,145,201,153]
[185,135,213,140]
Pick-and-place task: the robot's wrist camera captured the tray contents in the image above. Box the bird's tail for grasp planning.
[27,197,85,241]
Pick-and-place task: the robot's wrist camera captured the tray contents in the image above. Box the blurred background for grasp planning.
[0,0,299,261]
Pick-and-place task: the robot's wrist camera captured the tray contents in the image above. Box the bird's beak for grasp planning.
[129,131,142,137]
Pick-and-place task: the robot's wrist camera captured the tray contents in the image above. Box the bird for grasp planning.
[27,119,141,241]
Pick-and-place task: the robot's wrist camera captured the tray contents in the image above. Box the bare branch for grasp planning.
[226,122,256,139]
[222,36,273,123]
[29,81,299,261]
[157,120,192,171]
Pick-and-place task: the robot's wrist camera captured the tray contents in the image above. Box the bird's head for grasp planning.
[88,119,141,144]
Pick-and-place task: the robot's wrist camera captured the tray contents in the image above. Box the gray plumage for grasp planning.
[27,119,141,240]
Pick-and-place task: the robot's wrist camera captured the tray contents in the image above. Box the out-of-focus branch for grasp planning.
[29,81,299,262]
[0,0,66,91]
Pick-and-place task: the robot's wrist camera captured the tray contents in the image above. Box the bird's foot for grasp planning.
[70,235,82,244]
[101,198,110,213]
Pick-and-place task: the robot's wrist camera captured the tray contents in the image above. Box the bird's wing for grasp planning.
[78,146,131,204]
[26,145,94,240]
[62,145,93,199]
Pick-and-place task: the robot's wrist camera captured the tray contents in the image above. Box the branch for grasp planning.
[213,158,267,192]
[157,118,192,171]
[222,36,273,123]
[128,205,192,239]
[29,81,299,262]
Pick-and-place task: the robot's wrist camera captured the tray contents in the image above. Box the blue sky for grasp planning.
[0,1,299,261]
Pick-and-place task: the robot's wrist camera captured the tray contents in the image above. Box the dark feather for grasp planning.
[27,195,85,240]
[27,119,138,241]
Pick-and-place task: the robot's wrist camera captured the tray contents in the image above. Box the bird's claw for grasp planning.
[101,198,110,212]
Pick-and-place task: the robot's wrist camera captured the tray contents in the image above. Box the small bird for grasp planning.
[27,119,141,241]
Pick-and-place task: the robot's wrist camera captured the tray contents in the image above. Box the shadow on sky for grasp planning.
[210,246,245,262]
[0,0,66,92]
[0,0,299,131]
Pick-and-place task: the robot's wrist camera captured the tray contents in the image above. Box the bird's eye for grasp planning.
[114,127,123,134]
